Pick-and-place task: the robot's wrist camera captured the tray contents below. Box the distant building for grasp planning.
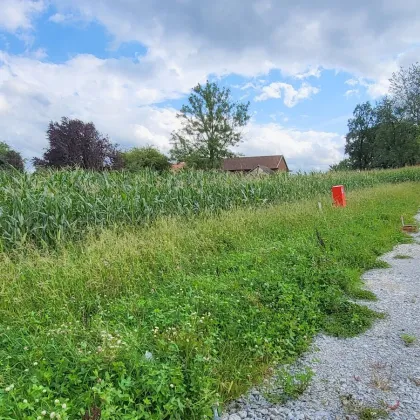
[222,155,289,173]
[171,162,186,172]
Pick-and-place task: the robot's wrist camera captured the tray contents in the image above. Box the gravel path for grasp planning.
[223,218,420,420]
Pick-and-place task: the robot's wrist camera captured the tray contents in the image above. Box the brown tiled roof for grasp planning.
[171,162,186,171]
[222,155,286,171]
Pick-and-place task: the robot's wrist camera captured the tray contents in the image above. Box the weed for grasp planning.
[0,180,419,418]
[264,367,314,404]
[341,394,389,419]
[401,334,416,346]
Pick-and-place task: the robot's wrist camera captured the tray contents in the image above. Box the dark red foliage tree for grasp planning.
[33,117,123,170]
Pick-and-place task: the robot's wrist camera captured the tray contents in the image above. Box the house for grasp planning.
[249,165,275,176]
[171,162,186,172]
[222,155,289,173]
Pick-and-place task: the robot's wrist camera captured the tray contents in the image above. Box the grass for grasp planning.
[263,367,314,404]
[1,166,420,250]
[341,394,389,419]
[0,175,419,418]
[401,334,417,346]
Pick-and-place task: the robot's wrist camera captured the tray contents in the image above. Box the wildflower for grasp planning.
[41,411,47,416]
[5,384,14,392]
[144,351,153,360]
[24,368,29,372]
[42,389,47,393]
[24,346,29,351]
[62,403,67,409]
[54,399,60,404]
[37,417,42,420]
[33,362,38,366]
[50,412,56,419]
[23,399,28,404]
[170,384,174,388]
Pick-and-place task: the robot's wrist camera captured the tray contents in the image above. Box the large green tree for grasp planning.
[122,146,170,172]
[0,141,24,171]
[373,97,420,168]
[345,102,377,169]
[390,63,420,124]
[170,81,250,169]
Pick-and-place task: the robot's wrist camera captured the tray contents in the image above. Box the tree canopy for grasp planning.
[170,81,250,169]
[122,146,170,172]
[0,141,24,171]
[338,63,420,170]
[33,117,122,170]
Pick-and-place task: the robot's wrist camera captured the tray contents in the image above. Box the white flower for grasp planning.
[23,399,28,403]
[170,384,174,388]
[33,362,38,366]
[54,399,59,405]
[24,346,29,351]
[24,368,29,372]
[61,403,67,409]
[50,412,56,419]
[42,389,47,393]
[37,417,42,420]
[144,351,153,360]
[41,411,47,416]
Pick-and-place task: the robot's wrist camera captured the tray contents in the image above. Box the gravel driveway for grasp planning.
[223,219,420,420]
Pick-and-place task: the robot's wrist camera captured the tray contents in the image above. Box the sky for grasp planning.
[1,1,420,171]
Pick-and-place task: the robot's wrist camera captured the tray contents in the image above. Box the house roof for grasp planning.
[171,162,186,171]
[222,155,287,171]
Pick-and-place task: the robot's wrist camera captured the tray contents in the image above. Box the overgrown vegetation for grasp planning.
[0,180,419,419]
[263,367,314,404]
[1,166,420,250]
[333,63,420,171]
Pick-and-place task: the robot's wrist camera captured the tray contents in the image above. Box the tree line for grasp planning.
[2,65,420,174]
[332,63,420,170]
[0,81,250,173]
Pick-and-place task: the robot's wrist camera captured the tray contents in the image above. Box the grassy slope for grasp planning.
[0,183,419,419]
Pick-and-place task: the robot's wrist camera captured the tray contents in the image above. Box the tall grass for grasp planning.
[1,167,420,249]
[0,183,418,419]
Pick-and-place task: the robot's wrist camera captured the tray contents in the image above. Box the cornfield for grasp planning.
[1,167,420,249]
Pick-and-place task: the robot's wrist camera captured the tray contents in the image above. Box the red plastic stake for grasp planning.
[332,185,346,207]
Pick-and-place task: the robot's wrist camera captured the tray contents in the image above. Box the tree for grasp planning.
[122,146,170,172]
[329,158,351,171]
[33,117,122,170]
[170,81,250,169]
[390,63,420,124]
[0,141,24,171]
[373,97,420,168]
[345,102,377,169]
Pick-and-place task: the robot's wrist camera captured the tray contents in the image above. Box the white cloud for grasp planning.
[0,94,10,113]
[48,13,71,23]
[255,82,320,106]
[294,66,321,80]
[345,78,359,86]
[0,0,45,32]
[0,52,184,159]
[344,89,359,98]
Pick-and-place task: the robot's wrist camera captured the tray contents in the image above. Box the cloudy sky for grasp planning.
[1,0,420,170]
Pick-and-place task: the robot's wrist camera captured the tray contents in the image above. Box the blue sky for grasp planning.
[1,0,419,170]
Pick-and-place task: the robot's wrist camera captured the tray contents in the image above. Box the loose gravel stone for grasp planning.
[223,218,420,419]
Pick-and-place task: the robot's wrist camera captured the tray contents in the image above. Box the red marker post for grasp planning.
[332,185,346,207]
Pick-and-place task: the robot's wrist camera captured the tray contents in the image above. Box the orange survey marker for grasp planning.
[332,185,346,207]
